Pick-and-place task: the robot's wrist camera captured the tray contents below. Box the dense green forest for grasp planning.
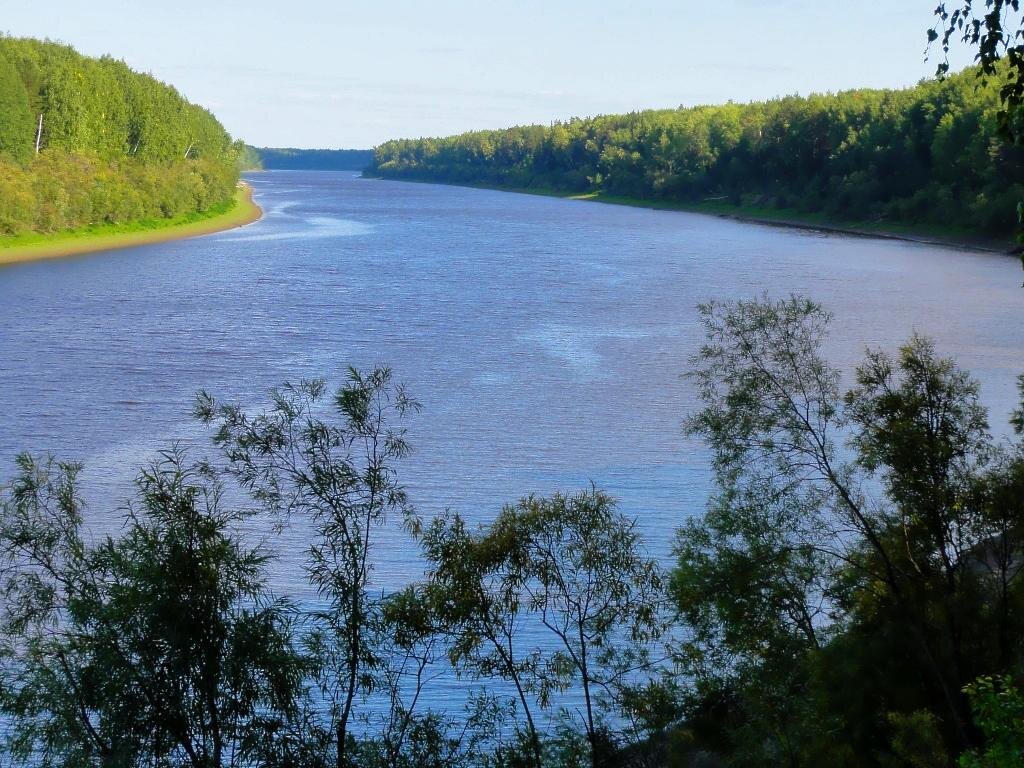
[0,36,243,238]
[372,67,1024,239]
[1,301,1021,768]
[252,147,375,170]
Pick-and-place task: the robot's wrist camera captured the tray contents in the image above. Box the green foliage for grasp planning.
[420,489,665,768]
[372,68,1024,237]
[196,369,421,768]
[0,450,308,768]
[884,711,949,768]
[255,147,374,171]
[420,508,547,768]
[959,676,1024,768]
[0,50,34,163]
[673,295,1024,766]
[1,368,669,768]
[237,142,263,171]
[0,35,242,238]
[511,490,663,767]
[931,2,1024,141]
[1,335,1021,768]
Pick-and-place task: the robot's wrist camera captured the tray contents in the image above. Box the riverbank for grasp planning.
[0,183,262,268]
[581,191,1017,254]
[367,175,1018,254]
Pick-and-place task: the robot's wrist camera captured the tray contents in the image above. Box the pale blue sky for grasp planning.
[2,1,974,148]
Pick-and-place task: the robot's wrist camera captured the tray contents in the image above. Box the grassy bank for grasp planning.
[0,183,262,268]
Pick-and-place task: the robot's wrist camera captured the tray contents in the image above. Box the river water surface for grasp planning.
[2,170,1022,591]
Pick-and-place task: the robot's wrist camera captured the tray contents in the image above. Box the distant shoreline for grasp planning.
[0,183,263,268]
[583,192,1018,255]
[365,175,1019,255]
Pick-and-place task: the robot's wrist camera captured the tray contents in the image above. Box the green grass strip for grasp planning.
[0,183,262,267]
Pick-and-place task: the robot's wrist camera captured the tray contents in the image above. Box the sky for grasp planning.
[2,1,977,149]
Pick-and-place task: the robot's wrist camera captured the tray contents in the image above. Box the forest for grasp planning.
[372,67,1024,240]
[1,299,1021,768]
[0,36,243,238]
[252,147,375,171]
[1,6,1022,765]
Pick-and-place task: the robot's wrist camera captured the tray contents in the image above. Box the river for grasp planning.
[1,169,1022,589]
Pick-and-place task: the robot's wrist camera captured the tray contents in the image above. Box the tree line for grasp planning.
[371,67,1024,239]
[0,36,243,238]
[250,148,375,171]
[0,299,1021,767]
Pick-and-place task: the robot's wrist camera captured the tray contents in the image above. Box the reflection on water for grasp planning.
[220,215,374,242]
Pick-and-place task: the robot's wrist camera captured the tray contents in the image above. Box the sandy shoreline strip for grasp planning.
[0,182,262,268]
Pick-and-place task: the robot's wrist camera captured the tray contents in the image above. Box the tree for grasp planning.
[0,449,307,768]
[675,295,1024,762]
[195,369,419,768]
[421,490,665,768]
[420,509,546,768]
[0,50,34,163]
[371,68,1024,241]
[959,676,1024,768]
[352,585,509,768]
[931,1,1024,141]
[0,36,241,237]
[510,489,664,768]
